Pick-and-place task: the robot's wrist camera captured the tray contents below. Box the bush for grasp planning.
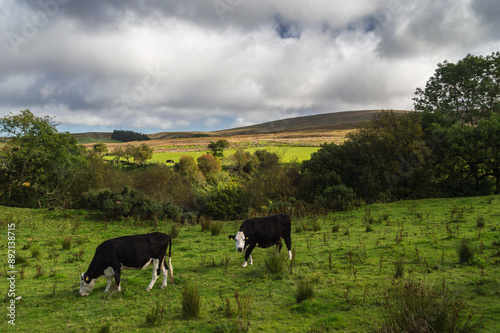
[170,224,180,239]
[202,181,249,220]
[182,283,201,319]
[374,278,481,333]
[456,239,476,264]
[62,236,72,250]
[295,280,315,303]
[200,216,212,232]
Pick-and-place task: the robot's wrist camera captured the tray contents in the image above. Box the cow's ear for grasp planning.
[228,235,235,240]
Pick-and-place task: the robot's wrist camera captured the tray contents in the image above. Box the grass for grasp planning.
[1,195,500,332]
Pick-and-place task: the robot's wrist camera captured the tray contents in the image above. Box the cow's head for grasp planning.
[228,231,248,253]
[79,273,96,296]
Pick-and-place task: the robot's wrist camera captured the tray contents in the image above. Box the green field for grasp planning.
[2,195,500,332]
[151,146,321,164]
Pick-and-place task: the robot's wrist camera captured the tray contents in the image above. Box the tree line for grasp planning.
[111,130,150,142]
[1,52,499,219]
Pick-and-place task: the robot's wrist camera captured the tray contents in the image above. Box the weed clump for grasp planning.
[170,224,180,239]
[210,221,223,236]
[374,278,481,333]
[145,302,166,327]
[456,239,476,264]
[182,283,201,319]
[295,280,315,304]
[62,236,71,250]
[394,259,404,279]
[265,249,285,275]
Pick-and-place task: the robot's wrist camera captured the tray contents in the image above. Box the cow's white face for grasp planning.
[234,231,247,253]
[79,273,96,296]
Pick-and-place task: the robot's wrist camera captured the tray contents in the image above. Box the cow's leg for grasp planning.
[284,236,292,259]
[103,267,114,293]
[242,244,256,267]
[146,259,160,291]
[161,257,173,288]
[113,267,122,292]
[276,239,283,254]
[160,257,168,289]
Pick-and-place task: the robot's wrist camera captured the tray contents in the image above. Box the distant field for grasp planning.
[151,146,320,164]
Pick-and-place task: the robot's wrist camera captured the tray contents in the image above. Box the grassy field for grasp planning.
[1,195,500,332]
[150,146,321,164]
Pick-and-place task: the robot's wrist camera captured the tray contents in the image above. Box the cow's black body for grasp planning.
[81,232,172,294]
[229,213,292,266]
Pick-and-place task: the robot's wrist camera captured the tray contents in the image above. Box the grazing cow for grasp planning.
[79,232,173,296]
[228,213,292,267]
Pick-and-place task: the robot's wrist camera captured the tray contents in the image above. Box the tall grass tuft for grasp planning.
[210,221,223,236]
[295,280,315,304]
[62,236,72,250]
[170,224,180,239]
[265,249,285,275]
[373,278,481,333]
[182,283,201,320]
[394,259,404,279]
[145,302,166,327]
[456,238,476,264]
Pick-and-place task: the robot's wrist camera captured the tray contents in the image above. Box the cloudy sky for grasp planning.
[1,0,499,133]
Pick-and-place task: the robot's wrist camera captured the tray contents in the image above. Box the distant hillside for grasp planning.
[150,109,410,140]
[74,110,412,143]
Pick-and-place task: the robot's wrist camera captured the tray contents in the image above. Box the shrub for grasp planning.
[145,302,166,327]
[373,278,481,333]
[202,181,249,220]
[456,239,476,264]
[476,216,485,229]
[200,216,212,232]
[182,283,201,319]
[295,280,315,303]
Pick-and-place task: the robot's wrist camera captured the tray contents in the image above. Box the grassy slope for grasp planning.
[1,195,499,332]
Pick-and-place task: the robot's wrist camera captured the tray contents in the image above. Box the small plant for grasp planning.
[145,302,166,327]
[97,324,111,333]
[31,248,41,258]
[62,236,72,250]
[373,278,481,333]
[311,218,321,231]
[366,224,374,232]
[332,224,340,233]
[200,216,212,232]
[295,280,315,303]
[170,224,180,239]
[456,238,476,264]
[210,221,223,236]
[265,249,285,275]
[476,215,485,229]
[182,283,201,319]
[394,259,404,278]
[34,264,44,278]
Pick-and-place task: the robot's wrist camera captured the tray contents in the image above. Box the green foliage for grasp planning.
[456,239,476,264]
[79,186,182,220]
[414,52,500,125]
[182,283,201,320]
[264,249,286,275]
[92,142,108,155]
[208,139,230,158]
[295,280,315,303]
[111,130,150,142]
[374,278,481,333]
[197,154,222,180]
[145,302,166,327]
[0,110,88,207]
[201,181,249,220]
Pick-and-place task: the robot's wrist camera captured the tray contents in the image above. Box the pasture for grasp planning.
[1,195,500,332]
[151,146,321,164]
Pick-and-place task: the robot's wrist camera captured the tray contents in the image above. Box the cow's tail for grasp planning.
[166,237,173,282]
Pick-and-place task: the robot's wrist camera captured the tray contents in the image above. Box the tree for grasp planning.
[414,52,500,125]
[0,110,88,207]
[197,154,221,180]
[208,139,230,158]
[133,143,154,164]
[93,142,108,155]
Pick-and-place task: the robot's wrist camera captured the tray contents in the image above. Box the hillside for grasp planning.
[77,109,411,149]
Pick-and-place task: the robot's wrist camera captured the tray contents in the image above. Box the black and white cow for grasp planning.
[228,213,292,267]
[79,232,173,296]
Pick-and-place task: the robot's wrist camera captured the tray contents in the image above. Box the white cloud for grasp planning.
[0,0,499,133]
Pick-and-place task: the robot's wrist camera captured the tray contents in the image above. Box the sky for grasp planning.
[1,0,499,134]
